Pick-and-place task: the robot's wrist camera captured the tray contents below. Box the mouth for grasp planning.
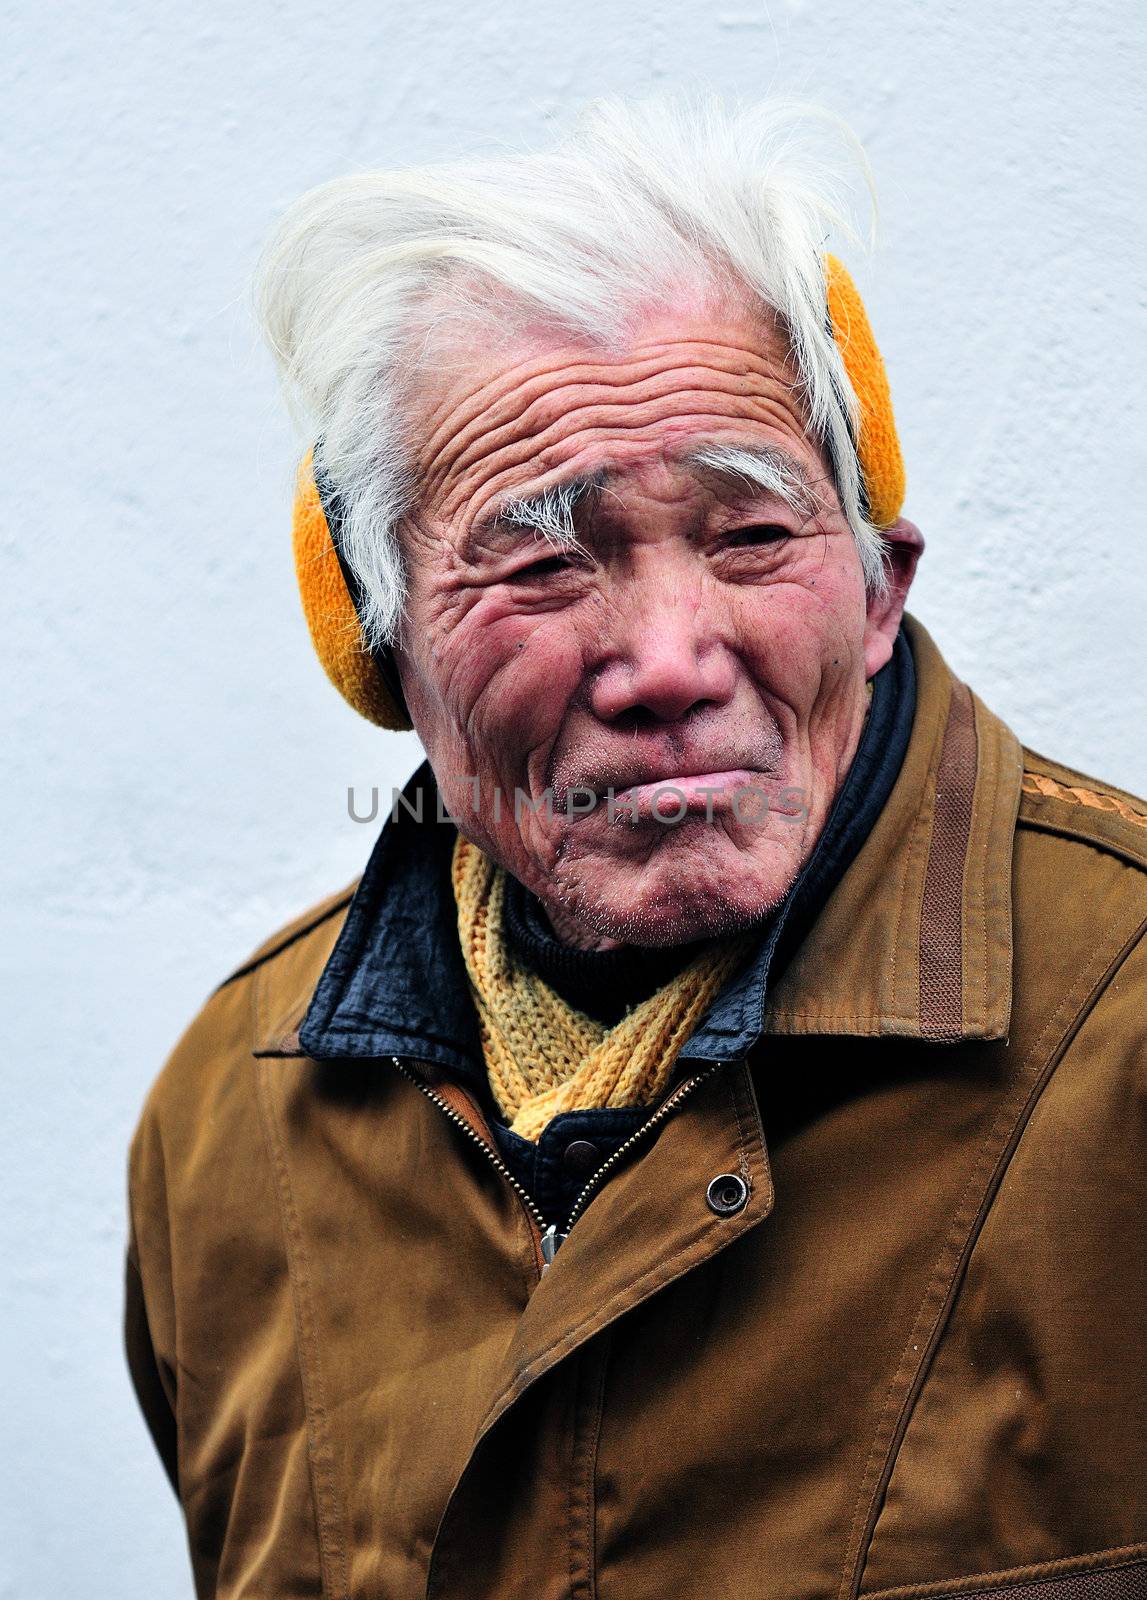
[548,721,790,827]
[604,768,779,822]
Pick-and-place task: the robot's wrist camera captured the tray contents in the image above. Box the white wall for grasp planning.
[2,0,1143,1591]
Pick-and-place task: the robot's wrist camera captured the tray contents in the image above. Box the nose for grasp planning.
[588,577,737,725]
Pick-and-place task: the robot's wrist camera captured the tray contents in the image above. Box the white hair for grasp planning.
[254,94,890,650]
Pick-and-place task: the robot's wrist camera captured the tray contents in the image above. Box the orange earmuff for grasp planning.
[292,254,904,729]
[824,253,906,530]
[292,448,413,730]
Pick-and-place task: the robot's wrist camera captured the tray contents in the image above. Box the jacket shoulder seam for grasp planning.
[1021,743,1147,812]
[214,886,357,994]
[1021,768,1147,828]
[1017,768,1147,873]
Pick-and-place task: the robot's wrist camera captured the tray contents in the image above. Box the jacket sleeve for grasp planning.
[124,1101,180,1498]
[125,1248,179,1494]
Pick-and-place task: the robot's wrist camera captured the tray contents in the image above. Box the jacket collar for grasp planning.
[256,613,1021,1063]
[761,612,1022,1041]
[294,769,485,1082]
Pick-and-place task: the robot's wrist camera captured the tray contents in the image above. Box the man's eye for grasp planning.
[506,554,573,582]
[725,524,791,546]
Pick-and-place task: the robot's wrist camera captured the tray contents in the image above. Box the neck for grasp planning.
[501,870,710,1025]
[541,899,625,952]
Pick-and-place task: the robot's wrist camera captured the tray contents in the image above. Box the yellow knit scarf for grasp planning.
[452,834,750,1143]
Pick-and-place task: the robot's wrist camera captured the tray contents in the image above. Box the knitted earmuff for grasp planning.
[292,253,905,731]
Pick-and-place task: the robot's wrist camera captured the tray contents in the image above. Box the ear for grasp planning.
[863,517,925,679]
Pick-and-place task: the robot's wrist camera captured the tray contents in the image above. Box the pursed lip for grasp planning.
[584,756,765,794]
[600,767,777,820]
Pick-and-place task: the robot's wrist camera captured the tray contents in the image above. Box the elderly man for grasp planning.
[125,98,1147,1599]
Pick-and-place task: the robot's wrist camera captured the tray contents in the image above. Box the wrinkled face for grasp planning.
[394,299,917,949]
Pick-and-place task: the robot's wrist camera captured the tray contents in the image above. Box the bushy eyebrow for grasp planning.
[684,442,823,518]
[465,469,608,560]
[500,470,609,549]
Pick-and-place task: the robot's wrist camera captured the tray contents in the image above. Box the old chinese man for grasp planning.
[125,96,1147,1600]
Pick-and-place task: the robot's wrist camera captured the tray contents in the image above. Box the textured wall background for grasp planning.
[2,0,1143,1591]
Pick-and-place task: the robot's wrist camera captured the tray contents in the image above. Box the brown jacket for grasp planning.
[125,614,1147,1600]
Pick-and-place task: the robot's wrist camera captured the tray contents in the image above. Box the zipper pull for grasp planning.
[540,1223,567,1270]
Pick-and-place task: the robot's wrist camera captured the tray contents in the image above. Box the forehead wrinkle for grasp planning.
[414,330,790,452]
[416,337,802,498]
[431,385,812,526]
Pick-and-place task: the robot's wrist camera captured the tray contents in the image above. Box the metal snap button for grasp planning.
[562,1139,600,1176]
[706,1172,749,1216]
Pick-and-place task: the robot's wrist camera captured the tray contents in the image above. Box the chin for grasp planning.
[546,826,801,949]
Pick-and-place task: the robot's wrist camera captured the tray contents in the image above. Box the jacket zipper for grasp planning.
[389,1056,551,1261]
[560,1064,721,1236]
[391,1054,724,1271]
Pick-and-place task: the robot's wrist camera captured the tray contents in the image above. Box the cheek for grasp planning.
[425,599,589,777]
[739,575,865,690]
